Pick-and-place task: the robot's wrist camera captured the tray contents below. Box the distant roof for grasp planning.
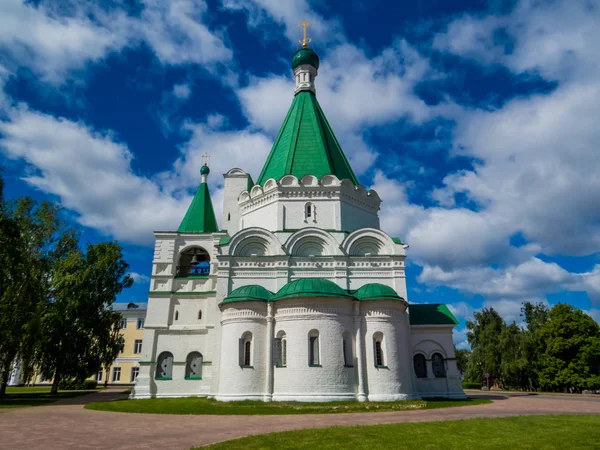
[409,304,458,326]
[113,302,148,311]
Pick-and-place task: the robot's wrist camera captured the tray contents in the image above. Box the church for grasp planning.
[131,39,465,402]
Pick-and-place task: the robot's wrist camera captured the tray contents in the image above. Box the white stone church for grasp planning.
[131,44,465,402]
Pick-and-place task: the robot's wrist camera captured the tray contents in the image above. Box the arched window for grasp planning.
[413,354,427,378]
[373,332,385,367]
[274,331,287,367]
[239,332,252,367]
[177,246,210,277]
[156,352,173,379]
[304,202,313,220]
[185,352,203,379]
[343,331,353,366]
[174,310,179,321]
[308,329,320,366]
[432,353,446,378]
[227,213,231,221]
[198,310,202,320]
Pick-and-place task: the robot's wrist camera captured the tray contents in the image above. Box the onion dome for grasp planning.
[221,285,273,304]
[292,47,320,70]
[355,283,405,301]
[274,278,355,300]
[200,164,210,176]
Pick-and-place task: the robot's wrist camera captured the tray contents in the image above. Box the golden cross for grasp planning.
[202,152,210,166]
[298,20,312,48]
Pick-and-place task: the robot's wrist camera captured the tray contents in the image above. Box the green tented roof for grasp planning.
[355,283,405,301]
[222,285,273,304]
[274,278,355,300]
[256,91,359,186]
[178,182,219,233]
[409,304,459,326]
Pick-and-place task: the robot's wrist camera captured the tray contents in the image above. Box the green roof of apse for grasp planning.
[222,285,273,304]
[355,283,405,301]
[274,278,355,300]
[409,304,459,326]
[256,91,359,186]
[177,182,219,233]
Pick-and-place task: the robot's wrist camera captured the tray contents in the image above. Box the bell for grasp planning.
[190,252,202,265]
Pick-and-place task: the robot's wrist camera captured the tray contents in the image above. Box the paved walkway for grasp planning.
[1,390,599,450]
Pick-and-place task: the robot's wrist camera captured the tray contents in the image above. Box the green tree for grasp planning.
[520,302,550,390]
[37,241,132,393]
[537,304,600,393]
[455,349,471,376]
[498,322,529,389]
[465,308,504,386]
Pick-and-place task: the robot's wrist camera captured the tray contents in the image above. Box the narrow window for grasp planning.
[112,367,121,382]
[308,330,320,366]
[343,333,353,366]
[156,352,173,379]
[228,213,231,221]
[239,332,252,367]
[130,367,139,382]
[175,311,179,321]
[120,318,127,329]
[375,341,384,366]
[244,341,251,366]
[432,353,446,378]
[137,318,144,329]
[185,352,203,379]
[274,332,287,367]
[282,338,287,366]
[96,371,103,382]
[198,310,202,320]
[413,354,427,378]
[305,202,312,218]
[134,339,143,354]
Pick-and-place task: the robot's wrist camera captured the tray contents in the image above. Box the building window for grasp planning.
[228,213,231,221]
[343,332,353,366]
[274,331,287,367]
[198,310,202,320]
[304,202,313,219]
[96,371,103,382]
[174,310,179,321]
[432,353,446,378]
[373,332,385,367]
[120,318,127,329]
[134,340,143,354]
[130,367,139,382]
[239,332,252,367]
[137,318,144,329]
[185,352,203,379]
[308,330,320,366]
[112,367,121,382]
[413,354,427,378]
[156,352,173,379]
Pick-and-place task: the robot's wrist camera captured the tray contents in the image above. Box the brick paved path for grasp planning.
[1,390,599,450]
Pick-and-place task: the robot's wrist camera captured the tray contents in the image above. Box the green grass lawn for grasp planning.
[199,415,600,449]
[85,396,490,415]
[1,387,99,409]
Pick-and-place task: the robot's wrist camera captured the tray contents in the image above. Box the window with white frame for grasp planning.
[156,352,173,379]
[134,339,143,354]
[112,367,121,382]
[96,370,103,382]
[137,318,144,329]
[239,332,252,367]
[130,367,139,382]
[304,202,315,221]
[185,352,203,379]
[308,330,320,366]
[432,353,446,378]
[274,331,287,367]
[120,318,127,329]
[373,332,385,367]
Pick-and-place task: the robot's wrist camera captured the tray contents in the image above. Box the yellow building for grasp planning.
[95,302,148,385]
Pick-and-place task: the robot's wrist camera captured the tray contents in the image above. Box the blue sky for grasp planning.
[1,0,599,348]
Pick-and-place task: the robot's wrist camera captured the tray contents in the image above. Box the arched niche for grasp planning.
[228,228,283,257]
[286,228,340,257]
[300,174,319,186]
[342,228,396,256]
[177,246,211,277]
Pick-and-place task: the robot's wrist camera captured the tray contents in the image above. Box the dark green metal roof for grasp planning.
[354,283,405,301]
[177,182,218,233]
[256,91,359,186]
[274,278,355,300]
[222,285,274,304]
[292,47,320,70]
[409,304,459,326]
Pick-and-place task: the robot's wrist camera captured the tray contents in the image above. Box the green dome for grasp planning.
[200,164,210,176]
[274,278,354,300]
[355,283,405,301]
[292,48,320,70]
[222,285,273,304]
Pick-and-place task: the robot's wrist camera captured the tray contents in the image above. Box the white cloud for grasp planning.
[453,327,469,350]
[130,272,151,284]
[447,302,474,321]
[173,83,192,100]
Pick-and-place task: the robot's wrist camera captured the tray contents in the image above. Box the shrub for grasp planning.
[462,381,482,389]
[58,378,98,390]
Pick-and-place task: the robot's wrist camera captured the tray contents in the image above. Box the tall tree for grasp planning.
[465,308,504,386]
[37,242,132,393]
[455,349,471,376]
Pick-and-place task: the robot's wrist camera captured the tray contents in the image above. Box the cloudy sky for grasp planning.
[1,0,599,348]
